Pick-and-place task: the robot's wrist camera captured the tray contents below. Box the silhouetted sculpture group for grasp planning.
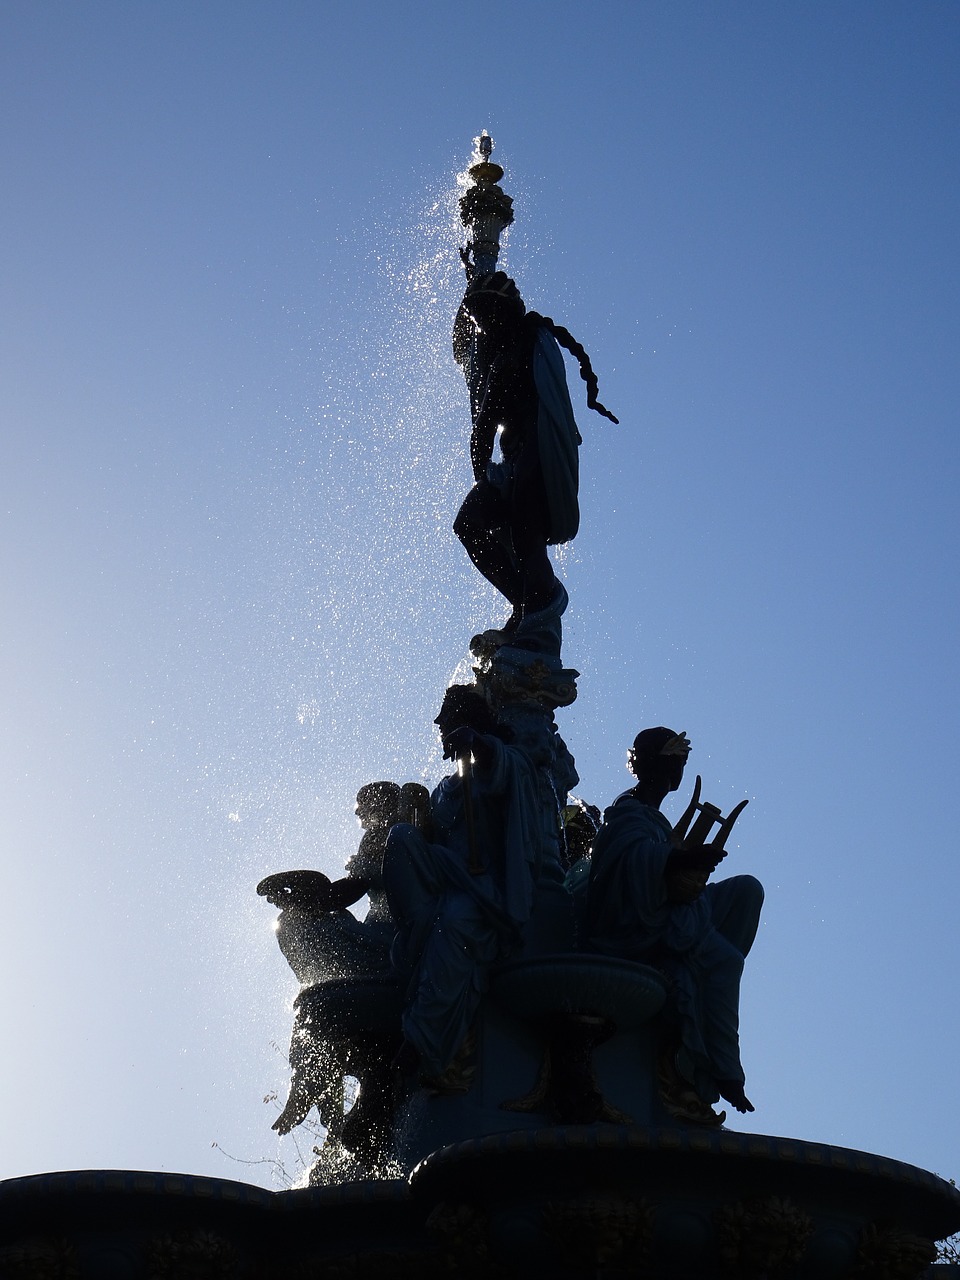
[258,261,763,1179]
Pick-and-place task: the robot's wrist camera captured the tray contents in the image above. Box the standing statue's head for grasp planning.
[452,272,620,424]
[453,272,526,368]
[628,727,691,795]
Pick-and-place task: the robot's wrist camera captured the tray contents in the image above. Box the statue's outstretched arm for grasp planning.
[470,395,501,483]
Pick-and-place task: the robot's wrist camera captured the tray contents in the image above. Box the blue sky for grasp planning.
[1,1,958,1188]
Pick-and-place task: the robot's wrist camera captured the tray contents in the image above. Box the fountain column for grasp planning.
[459,131,514,278]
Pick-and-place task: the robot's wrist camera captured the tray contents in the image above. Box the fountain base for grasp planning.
[1,1131,957,1278]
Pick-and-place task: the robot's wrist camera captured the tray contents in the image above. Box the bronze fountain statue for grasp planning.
[245,134,959,1279]
[0,131,954,1280]
[259,134,765,1167]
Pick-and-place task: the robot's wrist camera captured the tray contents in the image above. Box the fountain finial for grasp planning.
[459,131,514,279]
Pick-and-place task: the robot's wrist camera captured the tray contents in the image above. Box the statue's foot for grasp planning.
[469,621,518,658]
[660,1085,726,1128]
[491,579,569,657]
[467,587,575,658]
[501,605,522,634]
[718,1079,755,1113]
[271,1081,313,1134]
[658,1041,726,1127]
[420,1043,477,1096]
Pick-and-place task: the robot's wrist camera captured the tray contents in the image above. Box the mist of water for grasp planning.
[184,156,530,1182]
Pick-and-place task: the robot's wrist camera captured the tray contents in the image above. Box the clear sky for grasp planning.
[2,1,958,1190]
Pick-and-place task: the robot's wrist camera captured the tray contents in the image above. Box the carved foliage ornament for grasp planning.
[147,1229,241,1279]
[853,1224,937,1280]
[426,1201,503,1280]
[713,1196,814,1277]
[0,1239,79,1280]
[541,1195,654,1269]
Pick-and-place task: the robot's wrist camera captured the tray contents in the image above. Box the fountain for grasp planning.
[0,135,957,1279]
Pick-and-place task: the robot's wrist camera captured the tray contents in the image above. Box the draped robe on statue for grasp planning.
[583,794,763,1106]
[384,736,566,1079]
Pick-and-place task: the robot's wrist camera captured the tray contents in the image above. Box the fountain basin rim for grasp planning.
[407,1124,960,1238]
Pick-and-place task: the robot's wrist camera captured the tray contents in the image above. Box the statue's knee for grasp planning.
[711,931,745,977]
[382,823,417,891]
[386,822,416,852]
[453,507,472,543]
[739,874,764,915]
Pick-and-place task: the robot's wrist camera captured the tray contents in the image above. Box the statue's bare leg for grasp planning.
[454,482,523,610]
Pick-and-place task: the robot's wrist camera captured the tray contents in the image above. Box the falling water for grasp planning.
[190,152,530,1185]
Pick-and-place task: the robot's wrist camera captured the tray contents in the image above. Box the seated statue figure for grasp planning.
[583,727,763,1123]
[384,683,568,1087]
[258,780,405,985]
[257,781,428,1143]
